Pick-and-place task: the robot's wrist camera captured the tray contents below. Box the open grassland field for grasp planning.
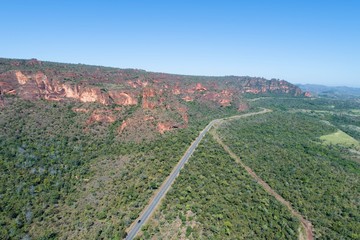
[144,134,300,240]
[350,109,360,115]
[217,112,360,239]
[320,130,360,149]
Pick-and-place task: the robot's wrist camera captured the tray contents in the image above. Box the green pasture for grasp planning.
[320,130,359,148]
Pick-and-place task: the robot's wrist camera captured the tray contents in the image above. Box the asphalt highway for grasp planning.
[125,119,220,239]
[125,109,270,239]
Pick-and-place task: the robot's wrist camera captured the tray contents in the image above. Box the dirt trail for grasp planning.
[211,113,314,240]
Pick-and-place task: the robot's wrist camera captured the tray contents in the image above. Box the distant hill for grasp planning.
[297,84,360,98]
[0,57,305,138]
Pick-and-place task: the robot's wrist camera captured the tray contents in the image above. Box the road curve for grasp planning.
[124,109,270,240]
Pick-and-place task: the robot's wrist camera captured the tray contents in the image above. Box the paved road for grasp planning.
[124,109,270,240]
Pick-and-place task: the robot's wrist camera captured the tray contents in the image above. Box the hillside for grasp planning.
[297,84,360,98]
[3,58,359,240]
[0,58,305,138]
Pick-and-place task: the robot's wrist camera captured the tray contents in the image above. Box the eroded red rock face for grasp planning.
[109,91,137,105]
[172,85,181,95]
[16,71,30,85]
[119,120,127,133]
[200,90,233,107]
[143,88,156,98]
[142,88,157,109]
[0,78,16,95]
[157,122,176,134]
[0,59,306,134]
[304,91,312,97]
[0,70,139,106]
[182,96,193,102]
[78,87,109,104]
[195,83,207,91]
[242,78,303,96]
[87,110,117,124]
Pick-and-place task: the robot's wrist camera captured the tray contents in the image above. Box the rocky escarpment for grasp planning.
[0,70,138,105]
[0,58,307,134]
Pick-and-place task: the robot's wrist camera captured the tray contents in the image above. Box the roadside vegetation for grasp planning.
[144,134,300,239]
[0,97,239,239]
[218,111,360,239]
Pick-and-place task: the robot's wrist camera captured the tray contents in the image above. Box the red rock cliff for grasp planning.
[0,58,306,134]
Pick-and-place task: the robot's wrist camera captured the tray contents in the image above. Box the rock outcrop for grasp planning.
[304,91,312,97]
[242,78,302,96]
[0,70,139,106]
[16,71,30,85]
[109,91,137,105]
[87,110,117,124]
[0,58,307,134]
[157,122,178,134]
[195,83,207,91]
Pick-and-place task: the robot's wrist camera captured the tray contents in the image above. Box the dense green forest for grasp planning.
[217,112,360,239]
[248,96,360,111]
[0,97,239,239]
[143,134,300,239]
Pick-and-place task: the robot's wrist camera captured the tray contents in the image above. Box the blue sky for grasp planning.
[1,0,359,87]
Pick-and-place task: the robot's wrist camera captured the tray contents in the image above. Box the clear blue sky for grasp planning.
[1,0,359,87]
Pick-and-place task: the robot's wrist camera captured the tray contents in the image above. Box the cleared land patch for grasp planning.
[320,130,359,148]
[350,109,360,115]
